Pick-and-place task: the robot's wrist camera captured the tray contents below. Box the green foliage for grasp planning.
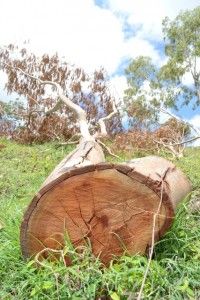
[124,56,181,129]
[124,7,200,129]
[0,139,200,299]
[162,6,200,106]
[124,56,159,129]
[125,56,157,92]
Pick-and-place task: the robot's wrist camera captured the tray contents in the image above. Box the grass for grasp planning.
[0,138,200,299]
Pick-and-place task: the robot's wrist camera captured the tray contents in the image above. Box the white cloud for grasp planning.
[182,72,194,86]
[108,0,166,40]
[109,75,128,100]
[187,114,200,146]
[0,0,125,74]
[0,0,166,76]
[107,0,200,40]
[124,37,161,65]
[188,114,200,130]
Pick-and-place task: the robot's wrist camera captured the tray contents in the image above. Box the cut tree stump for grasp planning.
[20,142,191,265]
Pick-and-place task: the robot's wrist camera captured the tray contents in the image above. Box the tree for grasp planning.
[124,55,200,152]
[124,56,180,129]
[124,7,200,143]
[162,6,200,107]
[124,56,157,129]
[0,45,122,142]
[0,46,191,267]
[124,7,200,145]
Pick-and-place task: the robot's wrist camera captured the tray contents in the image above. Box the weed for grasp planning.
[0,138,200,299]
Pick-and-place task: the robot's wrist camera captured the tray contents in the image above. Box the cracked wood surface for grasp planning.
[20,152,191,265]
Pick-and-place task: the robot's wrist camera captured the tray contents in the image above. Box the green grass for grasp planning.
[0,138,200,299]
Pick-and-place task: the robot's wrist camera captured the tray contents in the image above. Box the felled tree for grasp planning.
[0,45,122,143]
[154,118,191,158]
[111,120,190,159]
[1,45,192,265]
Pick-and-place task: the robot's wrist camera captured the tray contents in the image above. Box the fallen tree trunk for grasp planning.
[1,52,193,265]
[20,141,191,265]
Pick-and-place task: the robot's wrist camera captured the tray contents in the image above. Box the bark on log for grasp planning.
[20,142,191,265]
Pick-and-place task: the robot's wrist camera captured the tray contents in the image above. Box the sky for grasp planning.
[0,0,200,137]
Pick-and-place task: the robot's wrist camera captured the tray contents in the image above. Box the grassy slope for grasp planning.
[0,138,200,300]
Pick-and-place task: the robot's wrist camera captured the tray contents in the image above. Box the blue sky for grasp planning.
[0,0,200,128]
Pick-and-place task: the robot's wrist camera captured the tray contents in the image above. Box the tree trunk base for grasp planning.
[21,156,191,265]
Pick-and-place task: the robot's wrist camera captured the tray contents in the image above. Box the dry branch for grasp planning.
[154,139,185,158]
[97,140,120,159]
[97,97,118,136]
[155,136,200,147]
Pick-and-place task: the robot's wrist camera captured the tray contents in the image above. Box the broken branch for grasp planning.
[97,140,120,159]
[98,97,118,137]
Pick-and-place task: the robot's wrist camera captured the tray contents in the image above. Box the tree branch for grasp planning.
[3,63,93,140]
[154,136,200,147]
[57,141,79,147]
[45,99,63,116]
[97,97,118,137]
[27,95,62,116]
[97,140,120,159]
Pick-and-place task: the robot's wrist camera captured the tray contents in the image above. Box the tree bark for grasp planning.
[20,147,191,265]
